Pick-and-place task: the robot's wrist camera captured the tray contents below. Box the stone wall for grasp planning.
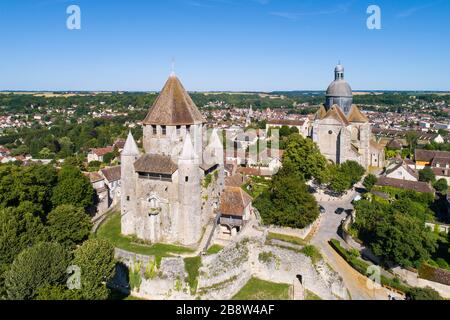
[112,235,349,300]
[267,214,322,240]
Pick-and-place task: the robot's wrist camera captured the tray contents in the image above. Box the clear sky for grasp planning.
[0,0,449,91]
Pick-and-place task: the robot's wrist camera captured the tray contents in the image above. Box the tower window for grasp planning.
[152,125,157,135]
[328,130,333,135]
[127,196,130,201]
[162,126,167,135]
[176,125,181,135]
[186,125,191,133]
[185,176,189,182]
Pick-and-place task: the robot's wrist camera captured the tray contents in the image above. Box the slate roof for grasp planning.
[134,154,178,175]
[143,74,205,126]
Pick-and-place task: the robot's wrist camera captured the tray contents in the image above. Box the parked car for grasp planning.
[335,208,345,215]
[319,205,326,214]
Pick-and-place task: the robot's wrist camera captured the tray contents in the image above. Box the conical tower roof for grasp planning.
[180,134,197,160]
[122,131,140,156]
[143,74,205,126]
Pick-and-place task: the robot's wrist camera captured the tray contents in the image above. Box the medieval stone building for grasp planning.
[312,64,385,169]
[121,73,224,246]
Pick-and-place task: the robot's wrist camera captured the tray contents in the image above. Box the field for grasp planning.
[232,278,291,300]
[96,212,194,257]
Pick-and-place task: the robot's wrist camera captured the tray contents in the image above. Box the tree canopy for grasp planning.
[254,173,319,229]
[5,242,70,300]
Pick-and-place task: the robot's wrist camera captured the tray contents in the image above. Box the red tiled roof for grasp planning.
[219,187,252,217]
[90,146,114,157]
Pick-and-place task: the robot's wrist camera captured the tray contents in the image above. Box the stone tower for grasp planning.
[142,73,204,158]
[178,134,202,245]
[121,131,140,236]
[120,73,223,247]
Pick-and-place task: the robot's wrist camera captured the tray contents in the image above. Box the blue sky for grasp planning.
[0,0,449,91]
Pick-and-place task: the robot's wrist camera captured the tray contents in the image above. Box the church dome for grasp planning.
[326,80,353,98]
[325,63,353,114]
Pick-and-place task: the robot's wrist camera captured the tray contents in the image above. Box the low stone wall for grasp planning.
[267,214,322,240]
[112,233,349,300]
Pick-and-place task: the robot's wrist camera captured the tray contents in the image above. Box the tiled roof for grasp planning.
[101,166,121,182]
[347,105,369,123]
[376,177,434,194]
[219,187,252,217]
[143,75,205,126]
[225,173,249,187]
[323,105,350,126]
[134,154,178,175]
[90,146,114,157]
[415,149,450,162]
[267,119,306,126]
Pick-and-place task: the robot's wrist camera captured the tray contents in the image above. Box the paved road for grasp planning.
[310,188,390,300]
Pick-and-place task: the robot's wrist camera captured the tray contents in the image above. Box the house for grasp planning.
[386,139,403,151]
[225,173,249,188]
[414,149,450,170]
[432,168,450,185]
[266,118,310,137]
[218,187,253,239]
[375,177,435,194]
[100,166,121,205]
[87,146,115,163]
[384,159,419,181]
[86,172,109,217]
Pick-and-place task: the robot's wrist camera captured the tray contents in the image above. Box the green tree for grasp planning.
[52,166,94,210]
[407,287,443,300]
[419,167,436,183]
[47,205,92,248]
[371,212,437,268]
[35,284,83,300]
[5,242,69,300]
[73,239,116,300]
[433,178,448,194]
[329,171,351,194]
[406,132,419,154]
[254,174,319,229]
[103,152,115,164]
[363,174,378,192]
[282,134,328,182]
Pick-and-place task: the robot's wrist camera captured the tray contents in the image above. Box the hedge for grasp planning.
[329,239,409,294]
[419,263,450,286]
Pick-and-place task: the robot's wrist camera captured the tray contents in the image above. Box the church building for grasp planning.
[120,73,224,246]
[311,64,385,169]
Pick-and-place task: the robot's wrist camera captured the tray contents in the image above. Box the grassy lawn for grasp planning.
[267,232,307,246]
[206,244,224,255]
[232,278,291,300]
[184,256,202,294]
[305,290,322,300]
[243,176,271,199]
[97,212,194,257]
